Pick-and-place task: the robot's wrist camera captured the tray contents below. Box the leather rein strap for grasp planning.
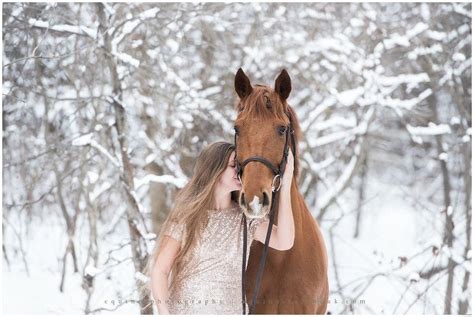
[236,116,295,315]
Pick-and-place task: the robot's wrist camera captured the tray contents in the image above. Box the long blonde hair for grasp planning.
[146,141,237,291]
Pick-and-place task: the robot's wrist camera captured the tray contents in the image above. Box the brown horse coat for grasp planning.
[234,69,329,314]
[245,186,329,314]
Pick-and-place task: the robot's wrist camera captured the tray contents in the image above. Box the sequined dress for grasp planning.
[163,205,264,314]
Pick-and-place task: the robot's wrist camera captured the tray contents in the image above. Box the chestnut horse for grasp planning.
[234,68,329,314]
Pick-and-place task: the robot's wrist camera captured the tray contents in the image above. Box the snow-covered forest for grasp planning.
[2,2,471,314]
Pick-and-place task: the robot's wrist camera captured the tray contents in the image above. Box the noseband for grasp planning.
[235,124,293,193]
[234,114,295,314]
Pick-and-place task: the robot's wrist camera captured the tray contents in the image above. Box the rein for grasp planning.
[235,115,295,314]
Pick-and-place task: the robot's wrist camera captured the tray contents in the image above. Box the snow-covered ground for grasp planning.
[4,161,466,314]
[3,208,141,314]
[324,161,469,314]
[325,169,422,314]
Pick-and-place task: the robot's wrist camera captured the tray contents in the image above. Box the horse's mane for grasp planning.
[235,85,302,180]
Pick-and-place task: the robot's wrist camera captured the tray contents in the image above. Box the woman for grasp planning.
[148,141,294,314]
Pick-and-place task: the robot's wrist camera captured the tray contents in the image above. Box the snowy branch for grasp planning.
[135,174,188,189]
[72,133,121,168]
[28,18,97,39]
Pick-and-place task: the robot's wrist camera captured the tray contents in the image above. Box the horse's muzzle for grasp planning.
[240,192,271,219]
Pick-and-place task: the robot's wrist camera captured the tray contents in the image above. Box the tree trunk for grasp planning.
[458,129,471,314]
[96,4,153,314]
[145,162,169,235]
[429,92,455,315]
[353,153,367,239]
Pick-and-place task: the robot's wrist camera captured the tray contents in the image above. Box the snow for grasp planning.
[300,97,336,132]
[453,52,466,61]
[135,174,188,189]
[112,20,141,49]
[459,288,471,301]
[409,272,420,283]
[325,173,423,314]
[305,37,356,56]
[310,129,355,148]
[132,39,143,48]
[3,270,86,314]
[166,39,179,53]
[312,116,356,131]
[199,86,222,98]
[378,73,430,87]
[382,34,410,50]
[143,233,157,240]
[85,265,102,277]
[275,6,286,17]
[450,116,461,125]
[90,181,112,202]
[135,272,150,283]
[304,154,336,174]
[3,214,139,314]
[336,87,364,106]
[438,152,448,162]
[381,88,432,110]
[72,134,121,168]
[318,152,358,209]
[426,30,446,41]
[453,58,471,76]
[320,59,337,72]
[87,171,99,184]
[407,22,429,38]
[110,8,161,69]
[146,47,160,59]
[72,133,94,146]
[420,3,430,20]
[452,3,472,18]
[114,52,140,68]
[28,18,96,39]
[350,18,364,27]
[406,123,451,136]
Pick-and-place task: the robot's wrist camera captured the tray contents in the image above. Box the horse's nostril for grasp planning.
[262,192,270,207]
[240,193,246,206]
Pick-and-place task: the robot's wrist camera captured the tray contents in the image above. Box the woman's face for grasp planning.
[217,151,242,193]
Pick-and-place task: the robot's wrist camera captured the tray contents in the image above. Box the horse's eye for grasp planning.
[278,126,287,135]
[234,126,240,135]
[265,96,272,108]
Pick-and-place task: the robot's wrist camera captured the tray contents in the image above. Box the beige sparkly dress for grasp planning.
[163,205,265,314]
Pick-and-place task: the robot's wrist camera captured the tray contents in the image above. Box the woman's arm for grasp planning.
[253,150,295,250]
[150,236,181,314]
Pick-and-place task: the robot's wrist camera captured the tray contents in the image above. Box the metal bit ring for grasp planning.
[271,174,282,192]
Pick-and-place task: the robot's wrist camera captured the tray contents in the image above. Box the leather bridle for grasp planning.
[234,113,295,314]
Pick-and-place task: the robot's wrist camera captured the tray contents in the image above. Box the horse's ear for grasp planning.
[234,68,253,99]
[274,69,291,100]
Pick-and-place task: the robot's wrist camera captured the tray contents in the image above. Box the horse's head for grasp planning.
[233,68,300,219]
